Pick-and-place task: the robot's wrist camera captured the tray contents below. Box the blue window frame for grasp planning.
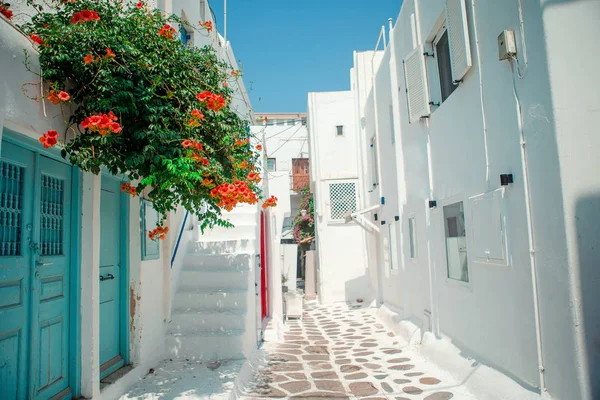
[140,199,160,260]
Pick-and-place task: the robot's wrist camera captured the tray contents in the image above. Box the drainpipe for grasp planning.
[509,58,546,393]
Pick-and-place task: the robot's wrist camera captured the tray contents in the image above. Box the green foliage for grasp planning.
[292,186,315,249]
[21,0,260,230]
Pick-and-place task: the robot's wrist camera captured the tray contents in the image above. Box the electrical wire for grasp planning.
[264,123,302,140]
[267,124,304,157]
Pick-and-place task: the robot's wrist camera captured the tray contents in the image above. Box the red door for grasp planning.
[260,211,269,320]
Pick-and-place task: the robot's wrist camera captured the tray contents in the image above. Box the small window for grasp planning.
[408,217,417,259]
[267,158,276,172]
[444,202,469,282]
[328,181,357,221]
[141,199,160,260]
[435,29,457,103]
[336,125,344,136]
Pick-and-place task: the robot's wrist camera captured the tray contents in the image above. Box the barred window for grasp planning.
[328,181,357,221]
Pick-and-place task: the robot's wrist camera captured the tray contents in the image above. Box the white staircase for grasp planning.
[167,205,259,361]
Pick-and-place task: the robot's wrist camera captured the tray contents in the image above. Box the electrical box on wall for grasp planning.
[498,30,517,61]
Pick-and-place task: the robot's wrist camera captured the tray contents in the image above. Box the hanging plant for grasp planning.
[292,186,315,249]
[20,0,274,236]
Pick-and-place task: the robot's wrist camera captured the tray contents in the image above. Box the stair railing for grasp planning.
[170,210,190,268]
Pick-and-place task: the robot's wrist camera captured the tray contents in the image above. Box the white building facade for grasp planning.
[308,1,600,399]
[0,1,260,399]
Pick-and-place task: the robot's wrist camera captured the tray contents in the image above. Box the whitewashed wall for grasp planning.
[307,91,373,304]
[358,0,600,399]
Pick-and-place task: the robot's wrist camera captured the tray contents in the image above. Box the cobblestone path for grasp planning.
[240,302,477,400]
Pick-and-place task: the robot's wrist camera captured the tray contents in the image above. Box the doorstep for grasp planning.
[100,365,134,391]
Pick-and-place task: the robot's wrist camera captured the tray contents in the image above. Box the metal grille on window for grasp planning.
[0,162,24,256]
[329,182,357,220]
[40,175,64,256]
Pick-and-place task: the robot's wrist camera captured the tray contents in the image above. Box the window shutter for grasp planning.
[445,0,472,81]
[141,199,160,260]
[403,45,431,123]
[328,181,358,221]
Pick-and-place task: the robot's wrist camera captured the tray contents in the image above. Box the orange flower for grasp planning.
[149,225,169,241]
[256,144,263,151]
[206,95,225,112]
[58,91,70,102]
[196,91,211,102]
[80,112,121,135]
[30,34,43,45]
[105,48,115,58]
[47,90,60,104]
[238,160,248,169]
[39,130,59,148]
[136,1,144,8]
[1,5,14,19]
[71,10,100,24]
[84,53,94,64]
[202,178,214,187]
[200,20,213,33]
[158,24,176,38]
[188,119,200,128]
[191,109,205,120]
[262,195,278,209]
[182,140,193,148]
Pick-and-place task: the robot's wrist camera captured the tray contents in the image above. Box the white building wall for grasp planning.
[307,91,372,304]
[353,0,600,399]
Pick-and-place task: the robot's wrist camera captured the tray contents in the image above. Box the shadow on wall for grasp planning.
[576,195,600,399]
[345,274,375,306]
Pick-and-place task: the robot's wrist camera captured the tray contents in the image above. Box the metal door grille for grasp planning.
[0,162,24,256]
[328,182,357,220]
[40,174,64,256]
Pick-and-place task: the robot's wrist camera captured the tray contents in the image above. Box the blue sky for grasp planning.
[209,0,403,113]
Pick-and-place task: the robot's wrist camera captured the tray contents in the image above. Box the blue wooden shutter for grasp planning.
[140,199,160,260]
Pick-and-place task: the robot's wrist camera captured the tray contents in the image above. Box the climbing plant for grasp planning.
[292,186,315,249]
[20,0,271,237]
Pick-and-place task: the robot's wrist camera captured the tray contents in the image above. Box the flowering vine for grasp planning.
[292,186,315,249]
[21,0,267,236]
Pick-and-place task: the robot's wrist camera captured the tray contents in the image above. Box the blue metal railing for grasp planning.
[170,211,189,268]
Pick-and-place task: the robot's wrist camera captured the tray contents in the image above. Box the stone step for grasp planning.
[197,223,257,242]
[182,253,253,270]
[188,239,257,255]
[165,329,246,361]
[168,310,247,333]
[173,289,247,312]
[177,269,249,291]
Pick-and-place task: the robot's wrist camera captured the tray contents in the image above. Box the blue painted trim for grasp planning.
[171,211,189,268]
[69,167,83,396]
[140,199,160,261]
[2,129,71,165]
[120,186,131,365]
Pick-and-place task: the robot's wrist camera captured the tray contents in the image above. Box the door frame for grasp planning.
[1,129,83,397]
[99,173,131,374]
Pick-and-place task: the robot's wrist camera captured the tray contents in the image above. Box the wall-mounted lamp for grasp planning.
[381,197,386,205]
[500,174,514,186]
[429,200,437,209]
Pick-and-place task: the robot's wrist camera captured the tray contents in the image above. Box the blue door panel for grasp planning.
[99,176,123,377]
[0,141,74,400]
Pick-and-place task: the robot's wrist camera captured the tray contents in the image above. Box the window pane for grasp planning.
[336,125,344,136]
[436,30,457,102]
[443,202,468,282]
[409,217,416,258]
[267,158,276,172]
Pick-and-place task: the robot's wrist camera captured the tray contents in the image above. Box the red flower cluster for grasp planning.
[247,171,261,183]
[1,4,13,19]
[149,226,168,241]
[30,34,43,45]
[235,138,249,146]
[200,21,212,33]
[191,109,205,120]
[262,195,278,209]
[105,48,115,58]
[47,90,70,104]
[71,10,100,24]
[81,111,122,135]
[196,91,226,112]
[158,24,176,38]
[182,140,209,166]
[84,53,95,64]
[120,182,137,196]
[182,139,203,151]
[135,1,144,8]
[39,130,58,148]
[210,181,258,211]
[256,144,263,151]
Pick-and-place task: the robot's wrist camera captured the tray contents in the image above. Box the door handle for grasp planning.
[100,273,115,281]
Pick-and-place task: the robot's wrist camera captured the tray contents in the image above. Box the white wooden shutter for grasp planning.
[446,0,472,81]
[403,45,430,123]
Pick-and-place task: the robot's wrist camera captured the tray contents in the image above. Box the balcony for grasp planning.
[291,158,310,192]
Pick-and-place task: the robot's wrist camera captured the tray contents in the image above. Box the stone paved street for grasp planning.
[240,302,478,400]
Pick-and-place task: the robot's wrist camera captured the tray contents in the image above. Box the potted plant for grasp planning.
[281,274,288,293]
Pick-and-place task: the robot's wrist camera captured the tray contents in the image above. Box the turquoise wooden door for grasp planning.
[99,176,124,378]
[0,141,73,400]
